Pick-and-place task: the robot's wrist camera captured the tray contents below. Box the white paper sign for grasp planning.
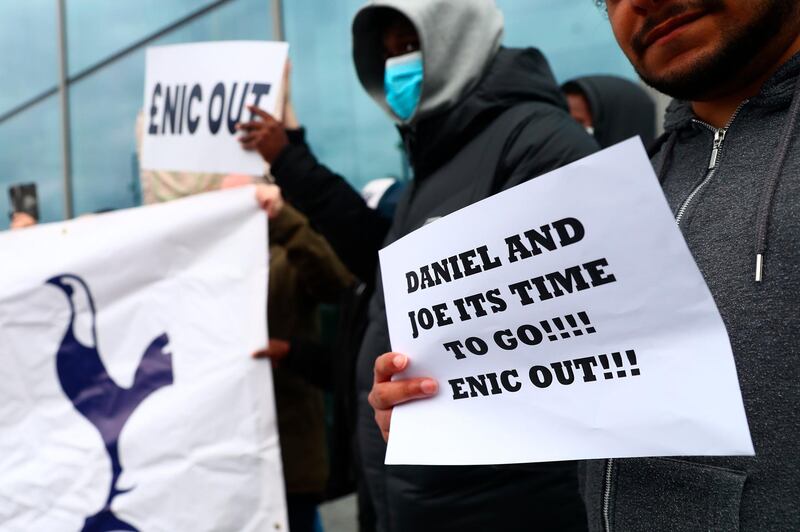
[141,41,288,175]
[0,188,287,531]
[379,139,754,466]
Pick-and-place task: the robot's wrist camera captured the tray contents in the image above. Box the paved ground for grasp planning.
[319,494,358,532]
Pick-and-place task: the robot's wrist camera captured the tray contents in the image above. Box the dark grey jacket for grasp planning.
[580,52,800,532]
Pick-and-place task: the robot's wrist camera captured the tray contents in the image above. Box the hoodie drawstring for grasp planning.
[754,75,800,282]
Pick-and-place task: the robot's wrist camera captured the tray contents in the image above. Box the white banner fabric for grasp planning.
[0,187,287,531]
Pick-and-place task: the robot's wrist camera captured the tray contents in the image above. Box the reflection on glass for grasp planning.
[0,0,58,116]
[0,96,64,230]
[68,0,272,216]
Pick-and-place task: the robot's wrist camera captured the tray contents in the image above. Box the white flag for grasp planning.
[0,187,287,531]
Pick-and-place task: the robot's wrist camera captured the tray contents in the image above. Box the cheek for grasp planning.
[606,5,637,58]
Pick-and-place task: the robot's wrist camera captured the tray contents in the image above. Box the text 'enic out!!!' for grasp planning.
[147,82,271,136]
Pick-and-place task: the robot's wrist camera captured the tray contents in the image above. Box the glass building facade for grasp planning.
[0,0,634,230]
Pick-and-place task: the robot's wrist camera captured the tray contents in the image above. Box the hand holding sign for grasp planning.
[377,139,752,466]
[237,106,289,164]
[369,353,438,441]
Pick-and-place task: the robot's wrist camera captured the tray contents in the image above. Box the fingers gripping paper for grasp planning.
[0,188,287,531]
[379,139,753,466]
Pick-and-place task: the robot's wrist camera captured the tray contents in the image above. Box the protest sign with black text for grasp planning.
[379,138,753,466]
[141,41,288,175]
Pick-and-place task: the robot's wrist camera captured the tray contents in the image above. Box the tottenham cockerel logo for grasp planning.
[47,274,174,532]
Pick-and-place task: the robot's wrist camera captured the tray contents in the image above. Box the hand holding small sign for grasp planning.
[237,106,290,164]
[369,353,438,442]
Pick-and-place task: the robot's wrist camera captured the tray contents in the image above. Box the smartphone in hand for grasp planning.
[9,183,39,221]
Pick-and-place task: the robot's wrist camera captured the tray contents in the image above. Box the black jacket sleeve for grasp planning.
[271,128,392,283]
[499,105,600,191]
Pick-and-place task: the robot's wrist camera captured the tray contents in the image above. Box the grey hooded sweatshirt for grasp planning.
[580,52,800,531]
[351,1,598,531]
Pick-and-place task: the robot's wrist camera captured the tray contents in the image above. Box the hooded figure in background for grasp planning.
[561,75,657,149]
[241,0,598,529]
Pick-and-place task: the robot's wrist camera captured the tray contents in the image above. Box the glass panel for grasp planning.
[66,0,211,75]
[497,0,637,83]
[0,96,65,230]
[68,0,273,215]
[0,0,59,116]
[284,0,406,192]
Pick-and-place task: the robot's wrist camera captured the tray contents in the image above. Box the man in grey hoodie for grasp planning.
[371,0,800,530]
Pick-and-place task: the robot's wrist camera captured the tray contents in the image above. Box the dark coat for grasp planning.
[562,75,657,149]
[275,46,598,531]
[268,204,353,495]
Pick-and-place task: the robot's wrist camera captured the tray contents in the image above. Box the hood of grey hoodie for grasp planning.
[352,0,504,125]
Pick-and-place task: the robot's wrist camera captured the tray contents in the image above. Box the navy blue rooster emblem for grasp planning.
[47,274,174,532]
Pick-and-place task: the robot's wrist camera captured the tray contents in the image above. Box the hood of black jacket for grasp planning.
[562,75,656,148]
[405,47,568,179]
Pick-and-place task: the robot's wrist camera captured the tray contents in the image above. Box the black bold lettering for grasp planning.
[551,360,575,385]
[508,280,536,306]
[459,250,482,276]
[432,303,453,327]
[476,245,502,271]
[227,82,250,134]
[464,337,488,356]
[148,83,162,135]
[529,275,555,301]
[528,365,554,388]
[583,258,618,287]
[573,356,599,382]
[466,375,489,397]
[500,370,522,392]
[187,84,202,133]
[493,329,518,350]
[544,266,591,297]
[449,378,469,400]
[249,82,271,116]
[517,324,543,346]
[452,298,471,322]
[408,311,420,339]
[419,266,435,290]
[505,234,533,263]
[552,217,585,247]
[485,373,503,395]
[523,225,558,254]
[431,259,452,286]
[486,288,507,313]
[162,85,178,134]
[406,271,419,293]
[208,82,226,134]
[447,255,465,280]
[443,341,466,360]
[417,308,434,330]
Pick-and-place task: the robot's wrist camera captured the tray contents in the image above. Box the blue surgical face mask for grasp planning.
[384,51,423,121]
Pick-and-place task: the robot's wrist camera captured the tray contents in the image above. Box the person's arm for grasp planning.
[238,108,391,282]
[271,203,356,303]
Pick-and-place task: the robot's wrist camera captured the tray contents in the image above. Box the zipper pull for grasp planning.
[708,128,726,169]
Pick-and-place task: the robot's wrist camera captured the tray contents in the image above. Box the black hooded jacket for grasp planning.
[562,75,656,149]
[273,45,598,531]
